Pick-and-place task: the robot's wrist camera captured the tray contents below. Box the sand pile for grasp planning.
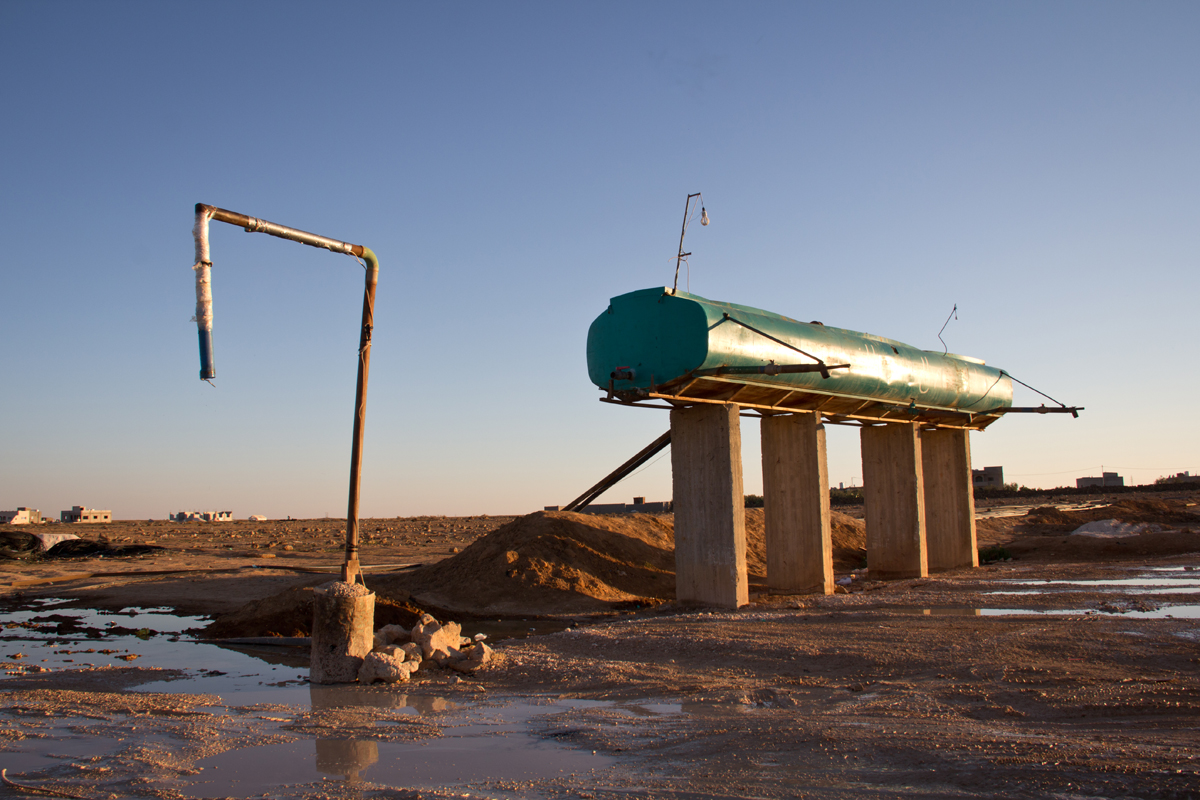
[372,508,868,617]
[204,509,869,629]
[371,511,679,616]
[1005,498,1200,563]
[1025,498,1198,532]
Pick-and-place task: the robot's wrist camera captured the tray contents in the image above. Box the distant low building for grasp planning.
[972,466,1004,489]
[0,507,42,525]
[61,506,111,523]
[576,497,672,515]
[1077,472,1124,489]
[248,514,267,522]
[1158,471,1197,484]
[171,511,233,522]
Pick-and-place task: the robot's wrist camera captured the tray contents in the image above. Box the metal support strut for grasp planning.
[192,203,379,585]
[562,431,672,512]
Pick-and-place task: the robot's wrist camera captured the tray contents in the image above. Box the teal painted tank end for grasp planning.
[587,287,1013,417]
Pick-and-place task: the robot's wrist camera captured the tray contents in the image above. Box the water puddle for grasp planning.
[1006,576,1200,589]
[893,605,1200,619]
[0,600,642,797]
[187,707,616,797]
[0,731,124,775]
[974,501,1111,520]
[0,601,313,703]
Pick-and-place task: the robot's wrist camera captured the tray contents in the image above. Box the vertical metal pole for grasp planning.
[342,249,378,583]
[671,193,700,296]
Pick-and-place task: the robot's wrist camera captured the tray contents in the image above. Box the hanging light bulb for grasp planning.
[700,206,709,226]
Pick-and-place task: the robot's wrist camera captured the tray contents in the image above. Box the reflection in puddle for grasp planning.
[186,689,619,798]
[315,738,377,782]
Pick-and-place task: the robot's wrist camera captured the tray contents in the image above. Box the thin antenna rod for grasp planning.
[671,193,702,295]
[938,303,958,355]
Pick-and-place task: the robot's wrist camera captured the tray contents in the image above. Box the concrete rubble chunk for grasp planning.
[325,581,372,598]
[358,613,483,684]
[358,650,418,684]
[399,642,423,664]
[411,617,464,664]
[449,642,493,674]
[374,624,410,650]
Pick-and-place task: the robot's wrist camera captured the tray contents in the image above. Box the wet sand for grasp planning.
[0,492,1197,798]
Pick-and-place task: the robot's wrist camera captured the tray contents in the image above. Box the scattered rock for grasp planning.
[448,643,493,674]
[411,615,464,664]
[358,651,417,684]
[374,624,410,649]
[399,642,423,664]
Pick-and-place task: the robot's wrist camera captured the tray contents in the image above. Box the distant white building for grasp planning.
[61,506,111,523]
[171,510,233,522]
[248,514,267,522]
[1077,472,1124,489]
[0,507,42,525]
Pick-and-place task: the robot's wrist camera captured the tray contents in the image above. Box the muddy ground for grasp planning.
[0,490,1198,799]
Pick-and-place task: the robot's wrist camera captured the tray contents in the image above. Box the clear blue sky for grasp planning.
[2,2,1197,519]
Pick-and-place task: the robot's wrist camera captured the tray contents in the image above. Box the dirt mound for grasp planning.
[371,511,677,616]
[829,512,867,568]
[1005,528,1200,563]
[370,509,868,617]
[1106,498,1199,525]
[1024,499,1199,533]
[47,540,164,558]
[1007,498,1200,562]
[0,530,41,560]
[1026,506,1083,529]
[202,509,871,625]
[202,580,427,639]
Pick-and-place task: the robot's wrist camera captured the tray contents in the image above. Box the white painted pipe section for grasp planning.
[192,206,214,334]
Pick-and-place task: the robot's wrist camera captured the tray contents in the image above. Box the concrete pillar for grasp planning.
[670,403,748,608]
[921,427,978,572]
[761,413,833,595]
[860,422,927,580]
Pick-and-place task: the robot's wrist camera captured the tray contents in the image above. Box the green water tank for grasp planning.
[586,287,1012,427]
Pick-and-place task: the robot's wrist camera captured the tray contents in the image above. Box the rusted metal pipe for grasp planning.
[562,430,672,512]
[342,250,378,583]
[192,203,379,584]
[692,363,850,378]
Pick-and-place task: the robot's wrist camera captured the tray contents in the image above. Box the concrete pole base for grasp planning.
[310,581,375,684]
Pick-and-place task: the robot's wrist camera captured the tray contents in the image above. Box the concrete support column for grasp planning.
[761,413,833,595]
[860,422,927,580]
[670,403,748,608]
[921,428,978,572]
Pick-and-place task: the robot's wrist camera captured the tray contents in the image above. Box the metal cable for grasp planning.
[1000,370,1069,409]
[719,314,828,368]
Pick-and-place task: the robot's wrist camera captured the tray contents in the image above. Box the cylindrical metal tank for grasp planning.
[587,287,1012,425]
